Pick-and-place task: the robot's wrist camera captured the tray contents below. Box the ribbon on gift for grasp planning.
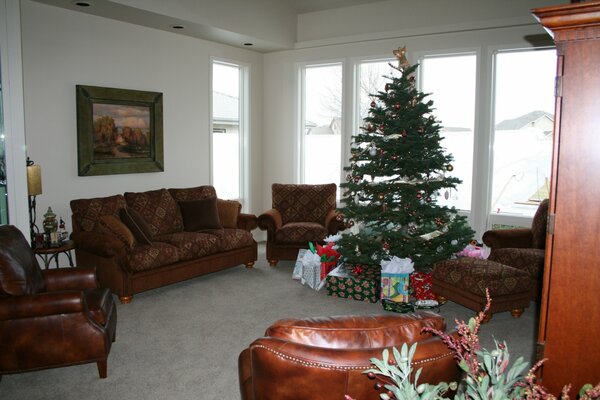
[309,242,341,280]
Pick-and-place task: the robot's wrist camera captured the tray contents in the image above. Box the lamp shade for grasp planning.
[27,164,42,196]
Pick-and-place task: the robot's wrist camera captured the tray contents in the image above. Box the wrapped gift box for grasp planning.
[410,271,436,300]
[381,273,411,303]
[292,249,307,280]
[325,264,380,303]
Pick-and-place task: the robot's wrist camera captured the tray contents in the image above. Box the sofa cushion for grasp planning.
[124,189,184,236]
[206,228,254,251]
[179,198,222,231]
[97,215,136,248]
[168,186,217,202]
[154,232,220,261]
[120,207,153,244]
[217,199,241,229]
[70,194,127,232]
[275,222,329,244]
[126,242,180,273]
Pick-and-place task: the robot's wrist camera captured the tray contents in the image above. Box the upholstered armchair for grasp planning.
[258,183,343,266]
[239,312,460,400]
[0,225,117,379]
[482,199,549,300]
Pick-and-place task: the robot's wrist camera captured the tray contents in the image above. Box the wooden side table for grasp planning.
[33,240,75,269]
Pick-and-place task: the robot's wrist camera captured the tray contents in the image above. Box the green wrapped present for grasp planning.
[325,264,380,303]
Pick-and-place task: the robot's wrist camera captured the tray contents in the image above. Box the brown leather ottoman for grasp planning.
[432,257,533,321]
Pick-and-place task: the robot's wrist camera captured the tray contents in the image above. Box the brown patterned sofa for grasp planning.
[70,186,257,303]
[258,183,343,266]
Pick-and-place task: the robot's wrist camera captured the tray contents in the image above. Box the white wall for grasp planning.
[20,0,264,236]
[297,0,560,45]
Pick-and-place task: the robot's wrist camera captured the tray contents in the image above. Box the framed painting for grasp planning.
[76,85,164,176]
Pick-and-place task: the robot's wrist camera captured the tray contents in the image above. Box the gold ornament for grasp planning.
[446,164,454,172]
[393,46,410,69]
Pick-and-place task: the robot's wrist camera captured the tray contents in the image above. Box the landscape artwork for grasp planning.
[76,85,163,176]
[92,103,151,160]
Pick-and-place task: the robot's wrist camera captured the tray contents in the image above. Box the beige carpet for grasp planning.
[0,243,538,400]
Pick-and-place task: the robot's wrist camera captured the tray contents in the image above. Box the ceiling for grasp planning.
[29,0,389,52]
[279,0,387,14]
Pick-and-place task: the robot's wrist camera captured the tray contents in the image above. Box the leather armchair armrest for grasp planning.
[246,334,460,398]
[71,231,128,258]
[0,291,85,321]
[237,213,258,231]
[258,209,282,240]
[482,228,533,249]
[42,267,98,291]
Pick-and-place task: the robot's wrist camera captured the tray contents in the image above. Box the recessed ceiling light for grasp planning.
[171,25,185,30]
[72,1,92,6]
[243,43,253,46]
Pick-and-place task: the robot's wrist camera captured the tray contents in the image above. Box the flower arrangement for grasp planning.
[346,290,600,400]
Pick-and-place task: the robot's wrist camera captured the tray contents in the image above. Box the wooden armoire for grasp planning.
[532,2,600,394]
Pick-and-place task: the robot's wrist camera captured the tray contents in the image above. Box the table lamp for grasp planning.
[26,158,42,247]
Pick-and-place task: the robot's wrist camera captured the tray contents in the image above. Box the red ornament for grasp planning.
[370,101,376,108]
[385,83,390,91]
[416,192,422,199]
[418,126,424,134]
[394,103,401,110]
[379,124,385,131]
[435,217,443,225]
[401,129,407,137]
[354,176,361,183]
[426,196,432,203]
[391,155,398,161]
[367,124,374,132]
[383,242,390,250]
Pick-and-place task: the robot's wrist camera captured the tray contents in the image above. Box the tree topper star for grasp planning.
[393,46,410,69]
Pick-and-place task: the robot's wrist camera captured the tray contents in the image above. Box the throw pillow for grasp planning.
[217,199,241,229]
[97,215,136,248]
[178,198,222,231]
[119,207,153,244]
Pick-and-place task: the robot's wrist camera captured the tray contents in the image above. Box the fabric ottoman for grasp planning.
[432,257,533,321]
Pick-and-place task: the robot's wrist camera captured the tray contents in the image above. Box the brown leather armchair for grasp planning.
[0,225,117,379]
[239,312,461,400]
[258,183,343,266]
[482,199,549,300]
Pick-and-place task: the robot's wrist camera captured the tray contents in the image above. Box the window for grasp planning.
[356,60,401,125]
[420,53,477,211]
[301,63,342,186]
[491,49,556,217]
[212,61,246,200]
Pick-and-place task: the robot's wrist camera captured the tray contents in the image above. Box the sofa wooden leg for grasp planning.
[436,295,447,305]
[245,261,254,268]
[119,295,133,304]
[510,308,524,318]
[97,359,107,379]
[268,259,278,267]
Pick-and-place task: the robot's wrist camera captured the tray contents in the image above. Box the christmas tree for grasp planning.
[337,47,474,271]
